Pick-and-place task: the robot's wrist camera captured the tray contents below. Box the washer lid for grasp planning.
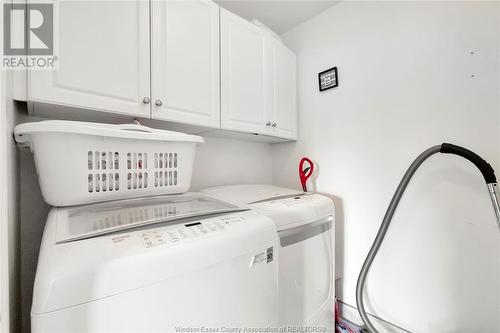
[33,201,277,315]
[55,194,246,243]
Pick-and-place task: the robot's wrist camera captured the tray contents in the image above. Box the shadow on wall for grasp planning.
[317,192,345,300]
[310,161,346,300]
[19,148,51,333]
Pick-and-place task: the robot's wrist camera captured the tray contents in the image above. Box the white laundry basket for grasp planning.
[14,120,204,206]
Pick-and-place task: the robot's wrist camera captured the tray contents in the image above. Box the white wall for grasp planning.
[1,6,23,332]
[191,136,273,190]
[0,58,6,333]
[1,76,21,333]
[273,2,500,332]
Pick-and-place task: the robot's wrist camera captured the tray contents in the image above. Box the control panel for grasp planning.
[139,215,246,248]
[272,194,313,207]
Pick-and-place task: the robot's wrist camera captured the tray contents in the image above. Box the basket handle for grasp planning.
[115,124,188,137]
[115,124,159,134]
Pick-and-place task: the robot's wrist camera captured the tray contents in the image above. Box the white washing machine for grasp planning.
[32,194,279,332]
[202,185,335,329]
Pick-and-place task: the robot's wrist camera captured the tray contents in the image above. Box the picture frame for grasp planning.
[318,67,338,91]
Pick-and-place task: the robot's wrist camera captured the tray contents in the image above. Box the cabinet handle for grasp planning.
[272,122,277,127]
[142,97,150,104]
[266,121,272,126]
[155,99,163,107]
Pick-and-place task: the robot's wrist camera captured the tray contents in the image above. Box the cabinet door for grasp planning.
[151,0,220,128]
[29,0,150,117]
[220,8,269,135]
[269,40,297,140]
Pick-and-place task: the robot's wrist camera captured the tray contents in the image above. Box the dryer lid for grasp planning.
[55,194,246,243]
[201,184,303,205]
[201,185,335,231]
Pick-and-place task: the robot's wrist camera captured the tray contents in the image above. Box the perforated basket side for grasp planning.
[31,133,197,206]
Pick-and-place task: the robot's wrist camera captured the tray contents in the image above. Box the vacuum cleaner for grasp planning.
[356,143,500,333]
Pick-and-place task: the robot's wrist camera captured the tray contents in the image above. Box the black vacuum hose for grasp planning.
[356,143,500,333]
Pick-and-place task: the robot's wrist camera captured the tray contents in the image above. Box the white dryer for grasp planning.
[202,185,335,329]
[32,194,279,332]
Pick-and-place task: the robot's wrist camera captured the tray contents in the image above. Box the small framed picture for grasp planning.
[318,67,338,91]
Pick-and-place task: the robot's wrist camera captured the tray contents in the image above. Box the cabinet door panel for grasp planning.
[271,42,297,139]
[29,0,150,117]
[151,0,220,128]
[220,9,268,134]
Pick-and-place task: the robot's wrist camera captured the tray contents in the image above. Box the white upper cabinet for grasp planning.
[220,9,297,139]
[267,39,297,140]
[151,1,220,128]
[220,8,269,135]
[25,2,297,141]
[29,0,151,117]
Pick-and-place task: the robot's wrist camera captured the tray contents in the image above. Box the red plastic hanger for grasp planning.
[298,157,314,192]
